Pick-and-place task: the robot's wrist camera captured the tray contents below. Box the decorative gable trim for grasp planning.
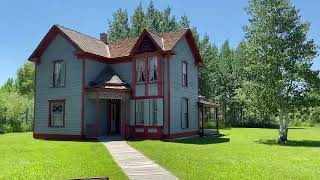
[171,29,203,65]
[130,29,163,55]
[28,25,83,63]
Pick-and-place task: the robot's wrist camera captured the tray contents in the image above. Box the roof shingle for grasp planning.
[29,24,199,63]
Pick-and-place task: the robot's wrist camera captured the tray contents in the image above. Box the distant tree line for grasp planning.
[106,0,320,142]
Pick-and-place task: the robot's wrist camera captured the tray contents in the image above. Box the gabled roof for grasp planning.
[29,24,202,64]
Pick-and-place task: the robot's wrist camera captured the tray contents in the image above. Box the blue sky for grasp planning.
[0,0,319,85]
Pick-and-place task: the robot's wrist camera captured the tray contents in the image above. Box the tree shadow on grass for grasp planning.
[288,127,306,130]
[172,134,230,145]
[256,139,320,147]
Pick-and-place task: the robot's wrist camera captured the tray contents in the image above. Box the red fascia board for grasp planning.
[29,25,83,62]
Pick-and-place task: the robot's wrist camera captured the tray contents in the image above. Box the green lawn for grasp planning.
[128,127,320,180]
[0,132,127,180]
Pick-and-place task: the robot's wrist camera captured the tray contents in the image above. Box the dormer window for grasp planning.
[149,56,158,82]
[136,59,145,83]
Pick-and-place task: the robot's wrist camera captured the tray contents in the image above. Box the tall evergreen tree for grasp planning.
[240,0,319,142]
[145,1,160,32]
[107,9,130,42]
[179,15,190,28]
[130,2,146,37]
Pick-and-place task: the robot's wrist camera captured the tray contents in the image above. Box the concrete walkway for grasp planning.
[100,136,178,180]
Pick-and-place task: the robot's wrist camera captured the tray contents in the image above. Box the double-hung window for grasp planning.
[136,100,144,125]
[151,99,158,125]
[149,56,158,82]
[182,62,188,87]
[52,60,65,87]
[136,59,145,83]
[49,100,65,127]
[181,98,189,129]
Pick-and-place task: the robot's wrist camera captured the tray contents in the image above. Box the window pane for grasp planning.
[149,57,158,81]
[182,62,187,86]
[51,102,64,127]
[136,59,145,82]
[136,101,144,125]
[54,62,64,87]
[151,99,158,125]
[182,98,189,128]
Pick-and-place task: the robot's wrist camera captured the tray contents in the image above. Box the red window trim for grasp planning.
[133,54,163,98]
[182,61,188,87]
[135,58,147,84]
[181,98,189,129]
[52,60,64,88]
[48,99,66,128]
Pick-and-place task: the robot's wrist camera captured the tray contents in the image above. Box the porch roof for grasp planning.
[198,96,219,108]
[89,65,129,90]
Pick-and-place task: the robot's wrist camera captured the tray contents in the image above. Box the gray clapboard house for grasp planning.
[29,24,207,140]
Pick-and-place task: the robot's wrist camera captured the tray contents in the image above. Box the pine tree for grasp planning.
[130,2,146,37]
[179,15,190,28]
[107,9,130,42]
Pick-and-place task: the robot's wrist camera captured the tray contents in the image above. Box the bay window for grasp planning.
[149,56,158,82]
[49,100,65,127]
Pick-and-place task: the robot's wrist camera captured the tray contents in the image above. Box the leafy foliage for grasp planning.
[106,0,320,130]
[0,62,34,134]
[239,0,319,141]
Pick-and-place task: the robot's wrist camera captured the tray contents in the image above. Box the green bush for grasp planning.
[0,90,33,134]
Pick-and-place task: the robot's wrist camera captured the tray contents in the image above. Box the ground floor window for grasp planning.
[151,99,158,125]
[136,100,144,125]
[49,100,65,127]
[181,98,189,129]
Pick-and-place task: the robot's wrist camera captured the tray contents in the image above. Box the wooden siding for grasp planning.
[34,34,82,135]
[169,37,199,134]
[148,83,158,96]
[110,63,132,86]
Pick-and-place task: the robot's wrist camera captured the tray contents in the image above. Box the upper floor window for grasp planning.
[181,98,189,129]
[136,59,145,83]
[136,100,144,125]
[52,60,65,87]
[49,100,65,127]
[149,56,158,82]
[151,99,158,125]
[182,62,188,87]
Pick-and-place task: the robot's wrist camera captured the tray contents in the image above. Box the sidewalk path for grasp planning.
[100,136,178,180]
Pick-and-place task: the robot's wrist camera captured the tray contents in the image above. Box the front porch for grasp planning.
[85,88,130,138]
[84,74,164,139]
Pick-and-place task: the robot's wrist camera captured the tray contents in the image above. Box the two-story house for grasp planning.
[28,24,203,140]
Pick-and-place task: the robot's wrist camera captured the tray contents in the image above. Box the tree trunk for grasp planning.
[278,110,288,143]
